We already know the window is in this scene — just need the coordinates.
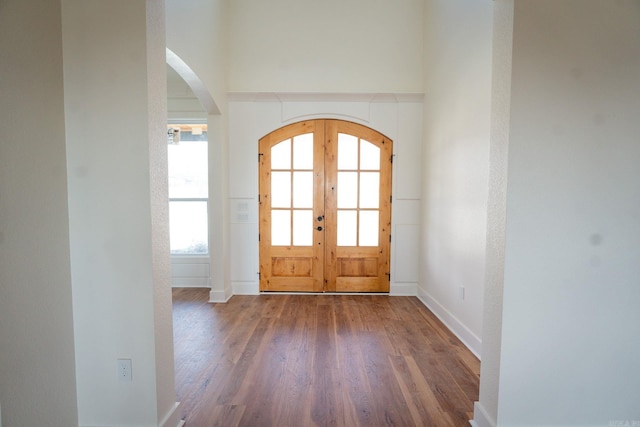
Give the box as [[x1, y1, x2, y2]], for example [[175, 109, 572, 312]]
[[269, 133, 314, 247], [167, 124, 208, 255], [335, 134, 381, 247]]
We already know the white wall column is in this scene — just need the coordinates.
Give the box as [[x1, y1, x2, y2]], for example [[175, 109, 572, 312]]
[[497, 1, 640, 424], [0, 1, 78, 425], [208, 113, 232, 302], [62, 0, 178, 425], [472, 1, 513, 426]]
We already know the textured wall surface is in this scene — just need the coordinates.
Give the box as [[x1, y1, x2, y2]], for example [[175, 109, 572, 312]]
[[474, 1, 513, 425]]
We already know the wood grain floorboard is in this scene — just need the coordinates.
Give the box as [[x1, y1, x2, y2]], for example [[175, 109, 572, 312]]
[[173, 289, 479, 427]]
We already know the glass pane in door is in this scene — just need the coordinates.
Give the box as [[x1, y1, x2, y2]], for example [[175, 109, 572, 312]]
[[337, 172, 358, 209], [271, 171, 291, 208], [359, 172, 380, 209], [293, 171, 313, 208], [272, 139, 291, 169], [272, 210, 291, 246], [337, 210, 357, 246], [293, 133, 313, 169], [293, 210, 313, 246], [359, 211, 379, 246], [338, 134, 358, 169], [360, 139, 380, 170]]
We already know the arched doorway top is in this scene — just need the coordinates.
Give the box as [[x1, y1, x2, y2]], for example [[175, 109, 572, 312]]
[[260, 119, 392, 143], [166, 48, 219, 115]]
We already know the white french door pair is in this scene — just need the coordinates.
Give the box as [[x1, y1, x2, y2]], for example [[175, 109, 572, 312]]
[[259, 120, 392, 292]]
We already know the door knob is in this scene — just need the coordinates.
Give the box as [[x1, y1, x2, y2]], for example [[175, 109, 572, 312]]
[[317, 215, 324, 221], [316, 226, 323, 231]]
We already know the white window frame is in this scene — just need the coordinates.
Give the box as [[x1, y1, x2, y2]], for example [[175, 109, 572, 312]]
[[168, 120, 209, 257]]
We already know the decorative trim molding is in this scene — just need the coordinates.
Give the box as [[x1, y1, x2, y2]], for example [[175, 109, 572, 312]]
[[390, 282, 418, 296], [171, 278, 209, 288], [228, 283, 418, 297], [159, 401, 183, 427], [232, 282, 260, 295], [227, 92, 424, 104], [281, 107, 371, 126], [170, 257, 211, 288], [470, 402, 497, 427], [209, 289, 232, 303], [417, 287, 482, 359]]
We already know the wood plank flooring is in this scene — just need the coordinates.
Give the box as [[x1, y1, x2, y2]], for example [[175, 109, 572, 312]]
[[172, 288, 480, 427]]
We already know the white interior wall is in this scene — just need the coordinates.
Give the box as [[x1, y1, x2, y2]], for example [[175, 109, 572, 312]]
[[167, 65, 207, 121], [166, 0, 228, 115], [498, 1, 640, 424], [420, 0, 493, 357], [0, 2, 79, 425], [62, 1, 177, 425], [228, 0, 423, 93]]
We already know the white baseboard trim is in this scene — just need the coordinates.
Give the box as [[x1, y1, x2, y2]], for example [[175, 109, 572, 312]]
[[232, 282, 260, 295], [209, 288, 232, 303], [227, 282, 417, 297], [417, 287, 482, 359], [159, 401, 183, 427], [470, 402, 496, 427], [171, 278, 209, 288], [390, 282, 417, 296]]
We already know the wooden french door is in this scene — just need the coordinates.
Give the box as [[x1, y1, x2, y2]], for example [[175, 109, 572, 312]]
[[259, 120, 392, 292]]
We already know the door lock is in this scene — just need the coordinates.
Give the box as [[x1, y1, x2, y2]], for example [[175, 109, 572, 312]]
[[317, 215, 324, 221], [316, 226, 323, 231]]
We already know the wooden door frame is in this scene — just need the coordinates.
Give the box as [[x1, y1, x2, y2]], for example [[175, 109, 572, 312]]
[[323, 120, 393, 292], [258, 120, 325, 292]]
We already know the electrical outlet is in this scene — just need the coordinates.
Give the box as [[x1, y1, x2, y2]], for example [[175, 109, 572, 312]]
[[118, 359, 132, 382]]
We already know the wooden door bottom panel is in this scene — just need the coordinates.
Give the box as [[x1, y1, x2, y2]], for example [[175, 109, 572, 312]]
[[270, 246, 315, 257], [261, 277, 322, 292], [335, 277, 389, 293], [333, 247, 380, 257], [337, 257, 378, 277], [271, 257, 314, 277]]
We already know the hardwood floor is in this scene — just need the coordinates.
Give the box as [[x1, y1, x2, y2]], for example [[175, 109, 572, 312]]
[[172, 288, 480, 427]]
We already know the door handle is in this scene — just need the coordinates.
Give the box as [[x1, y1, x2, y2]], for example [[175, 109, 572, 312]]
[[316, 226, 323, 231]]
